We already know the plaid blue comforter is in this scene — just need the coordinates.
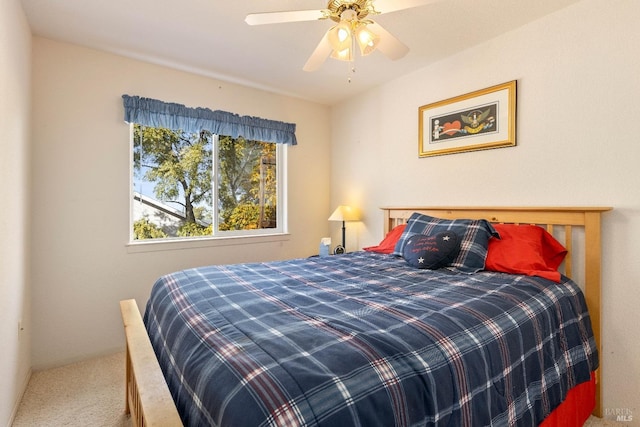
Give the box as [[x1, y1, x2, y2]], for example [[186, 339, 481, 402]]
[[144, 251, 598, 427]]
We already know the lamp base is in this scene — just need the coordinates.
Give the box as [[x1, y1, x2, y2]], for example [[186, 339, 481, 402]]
[[333, 245, 345, 255]]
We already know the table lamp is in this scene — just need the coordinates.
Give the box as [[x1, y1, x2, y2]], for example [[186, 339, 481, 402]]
[[328, 205, 360, 254]]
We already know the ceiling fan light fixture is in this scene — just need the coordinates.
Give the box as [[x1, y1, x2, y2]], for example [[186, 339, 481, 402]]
[[355, 24, 379, 56], [246, 0, 423, 72], [330, 46, 353, 62], [328, 21, 353, 51]]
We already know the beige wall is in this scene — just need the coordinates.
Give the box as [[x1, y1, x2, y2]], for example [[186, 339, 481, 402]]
[[0, 0, 32, 424], [330, 0, 639, 422], [29, 38, 331, 369], [17, 0, 640, 424]]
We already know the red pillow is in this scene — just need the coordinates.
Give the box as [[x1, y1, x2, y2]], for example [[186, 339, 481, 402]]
[[364, 224, 406, 254], [485, 224, 568, 282]]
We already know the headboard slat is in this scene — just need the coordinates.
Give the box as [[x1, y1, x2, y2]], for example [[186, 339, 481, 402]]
[[564, 225, 573, 278]]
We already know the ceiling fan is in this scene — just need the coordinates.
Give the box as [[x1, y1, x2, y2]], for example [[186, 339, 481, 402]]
[[245, 0, 441, 72]]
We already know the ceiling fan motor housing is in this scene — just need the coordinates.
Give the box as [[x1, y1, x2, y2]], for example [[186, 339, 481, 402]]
[[327, 0, 374, 22]]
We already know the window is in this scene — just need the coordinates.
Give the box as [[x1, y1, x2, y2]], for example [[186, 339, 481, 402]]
[[131, 124, 284, 242]]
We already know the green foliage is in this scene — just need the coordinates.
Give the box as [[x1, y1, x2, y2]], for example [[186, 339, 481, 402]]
[[217, 137, 277, 230], [177, 222, 212, 237], [133, 218, 167, 240], [134, 125, 212, 225], [219, 204, 276, 231]]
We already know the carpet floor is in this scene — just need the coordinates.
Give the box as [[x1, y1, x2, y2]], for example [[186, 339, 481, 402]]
[[13, 352, 131, 427], [12, 352, 621, 426]]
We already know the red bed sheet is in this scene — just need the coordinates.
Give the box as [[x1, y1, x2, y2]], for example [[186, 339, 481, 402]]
[[540, 372, 596, 427]]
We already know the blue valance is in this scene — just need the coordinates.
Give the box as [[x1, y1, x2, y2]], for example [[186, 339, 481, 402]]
[[122, 95, 297, 145]]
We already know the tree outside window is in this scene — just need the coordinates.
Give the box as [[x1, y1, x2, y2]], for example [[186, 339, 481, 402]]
[[132, 124, 279, 241]]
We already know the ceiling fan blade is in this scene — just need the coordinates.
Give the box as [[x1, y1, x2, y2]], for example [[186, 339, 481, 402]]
[[373, 0, 443, 14], [303, 31, 333, 72], [367, 22, 409, 60], [245, 9, 326, 25]]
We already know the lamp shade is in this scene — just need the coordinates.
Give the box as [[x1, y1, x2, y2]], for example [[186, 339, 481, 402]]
[[355, 24, 379, 56], [328, 21, 354, 62], [328, 205, 360, 222], [328, 22, 352, 51], [330, 47, 353, 61]]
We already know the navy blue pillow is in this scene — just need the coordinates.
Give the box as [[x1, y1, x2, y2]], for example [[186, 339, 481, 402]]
[[393, 213, 499, 273], [403, 232, 460, 269]]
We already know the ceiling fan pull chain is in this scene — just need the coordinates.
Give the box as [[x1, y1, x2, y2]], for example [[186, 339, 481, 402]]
[[348, 32, 356, 83]]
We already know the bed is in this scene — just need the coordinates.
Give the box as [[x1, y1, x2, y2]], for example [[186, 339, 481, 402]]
[[120, 206, 611, 426]]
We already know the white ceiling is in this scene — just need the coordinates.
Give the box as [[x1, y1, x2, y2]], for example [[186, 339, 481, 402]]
[[20, 0, 581, 106]]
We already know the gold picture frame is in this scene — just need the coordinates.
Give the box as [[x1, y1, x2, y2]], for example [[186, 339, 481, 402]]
[[419, 80, 516, 157]]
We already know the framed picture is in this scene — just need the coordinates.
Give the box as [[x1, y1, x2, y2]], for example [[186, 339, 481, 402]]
[[419, 80, 516, 157]]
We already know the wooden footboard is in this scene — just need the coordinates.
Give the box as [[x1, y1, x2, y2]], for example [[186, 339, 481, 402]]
[[120, 299, 183, 426]]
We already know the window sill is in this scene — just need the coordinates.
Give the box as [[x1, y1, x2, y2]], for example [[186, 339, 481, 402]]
[[126, 233, 291, 254]]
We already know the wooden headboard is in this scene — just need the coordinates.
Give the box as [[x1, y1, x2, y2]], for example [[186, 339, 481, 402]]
[[381, 206, 612, 417]]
